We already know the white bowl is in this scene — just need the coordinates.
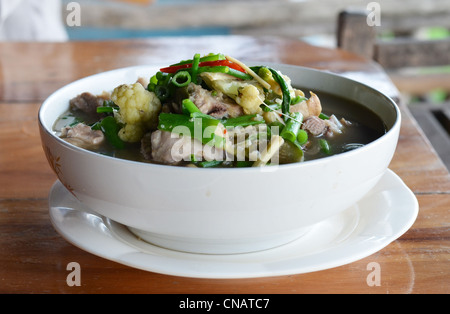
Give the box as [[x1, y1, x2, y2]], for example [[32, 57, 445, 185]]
[[39, 64, 400, 254]]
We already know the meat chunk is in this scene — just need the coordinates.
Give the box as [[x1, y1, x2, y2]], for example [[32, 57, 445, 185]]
[[302, 114, 348, 138], [60, 123, 105, 149], [290, 91, 322, 119], [69, 92, 107, 116], [324, 115, 345, 137], [149, 130, 223, 165], [302, 116, 327, 136], [186, 83, 243, 119]]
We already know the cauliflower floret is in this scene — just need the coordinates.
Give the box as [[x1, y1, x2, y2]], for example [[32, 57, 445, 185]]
[[200, 72, 264, 115], [236, 85, 264, 115], [111, 83, 161, 142]]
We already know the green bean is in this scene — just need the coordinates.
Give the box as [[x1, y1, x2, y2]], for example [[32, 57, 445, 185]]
[[172, 71, 191, 87], [319, 138, 331, 155], [296, 129, 308, 145], [280, 112, 303, 143], [267, 68, 291, 119]]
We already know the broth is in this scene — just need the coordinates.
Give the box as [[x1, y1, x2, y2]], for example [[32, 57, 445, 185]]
[[54, 90, 386, 166]]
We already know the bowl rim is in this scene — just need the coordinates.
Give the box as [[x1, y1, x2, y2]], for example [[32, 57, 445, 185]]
[[38, 63, 401, 173]]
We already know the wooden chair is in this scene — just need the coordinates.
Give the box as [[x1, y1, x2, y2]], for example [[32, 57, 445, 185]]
[[337, 10, 450, 169]]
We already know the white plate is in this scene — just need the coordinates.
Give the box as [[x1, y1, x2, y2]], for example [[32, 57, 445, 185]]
[[49, 169, 418, 279]]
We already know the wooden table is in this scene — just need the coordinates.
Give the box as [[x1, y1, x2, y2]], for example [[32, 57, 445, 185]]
[[1, 36, 449, 295]]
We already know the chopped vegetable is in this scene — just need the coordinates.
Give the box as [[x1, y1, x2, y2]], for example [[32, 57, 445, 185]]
[[319, 112, 330, 120], [172, 71, 191, 87], [222, 114, 265, 128], [181, 98, 201, 114], [291, 95, 307, 105], [319, 138, 331, 155], [267, 68, 291, 119], [59, 52, 363, 168], [280, 112, 303, 143], [253, 135, 284, 167], [111, 83, 161, 142], [160, 59, 247, 75], [296, 129, 308, 145], [190, 53, 201, 84], [91, 116, 124, 149], [168, 53, 226, 67], [157, 112, 224, 148], [225, 55, 271, 90]]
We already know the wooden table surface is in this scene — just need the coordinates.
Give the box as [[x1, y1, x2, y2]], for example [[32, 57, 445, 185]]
[[1, 35, 449, 295]]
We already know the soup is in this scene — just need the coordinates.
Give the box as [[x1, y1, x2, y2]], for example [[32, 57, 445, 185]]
[[53, 53, 386, 167]]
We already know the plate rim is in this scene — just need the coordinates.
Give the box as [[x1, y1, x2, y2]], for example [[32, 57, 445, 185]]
[[48, 169, 418, 279]]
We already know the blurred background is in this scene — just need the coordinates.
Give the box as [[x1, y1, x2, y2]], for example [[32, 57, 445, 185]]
[[65, 0, 450, 169], [1, 0, 449, 167]]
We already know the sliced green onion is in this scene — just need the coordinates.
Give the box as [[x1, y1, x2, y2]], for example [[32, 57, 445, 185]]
[[172, 71, 191, 87], [96, 106, 115, 113], [96, 100, 119, 114], [319, 112, 330, 120], [191, 53, 201, 84], [280, 112, 303, 143], [182, 98, 201, 114], [154, 85, 170, 101], [170, 53, 225, 66]]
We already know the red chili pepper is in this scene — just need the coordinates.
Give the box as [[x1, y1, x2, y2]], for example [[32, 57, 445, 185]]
[[160, 60, 246, 73]]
